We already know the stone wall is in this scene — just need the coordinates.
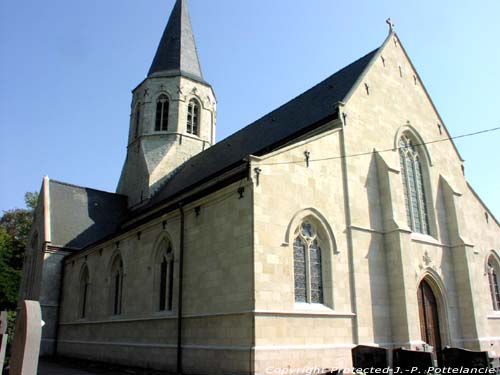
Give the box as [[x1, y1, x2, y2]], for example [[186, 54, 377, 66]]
[[250, 33, 500, 372], [117, 75, 216, 207], [58, 181, 254, 374], [52, 33, 500, 374]]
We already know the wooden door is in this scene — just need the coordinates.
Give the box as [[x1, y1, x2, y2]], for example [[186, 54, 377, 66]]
[[418, 280, 442, 363]]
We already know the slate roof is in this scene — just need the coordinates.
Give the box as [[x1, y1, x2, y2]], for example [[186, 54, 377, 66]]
[[52, 45, 380, 251], [148, 0, 204, 82], [145, 48, 379, 209], [49, 180, 128, 249]]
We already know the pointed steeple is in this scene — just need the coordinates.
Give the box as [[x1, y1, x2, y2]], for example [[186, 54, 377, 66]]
[[148, 0, 204, 81]]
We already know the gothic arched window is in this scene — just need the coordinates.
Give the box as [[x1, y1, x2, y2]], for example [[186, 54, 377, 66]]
[[488, 257, 500, 311], [293, 221, 324, 304], [155, 94, 169, 131], [155, 238, 174, 312], [399, 134, 430, 234], [80, 265, 90, 319], [110, 255, 124, 315], [187, 99, 200, 135]]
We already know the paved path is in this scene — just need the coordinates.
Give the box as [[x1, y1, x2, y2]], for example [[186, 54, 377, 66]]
[[37, 358, 172, 375], [38, 359, 100, 374]]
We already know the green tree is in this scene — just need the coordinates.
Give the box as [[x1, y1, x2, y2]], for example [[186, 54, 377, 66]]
[[0, 192, 39, 310]]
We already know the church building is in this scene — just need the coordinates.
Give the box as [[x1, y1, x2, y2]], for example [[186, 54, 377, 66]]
[[19, 0, 500, 373]]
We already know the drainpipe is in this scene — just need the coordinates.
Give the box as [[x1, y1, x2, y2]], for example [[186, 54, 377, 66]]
[[176, 203, 185, 374], [339, 105, 359, 345], [54, 258, 66, 356]]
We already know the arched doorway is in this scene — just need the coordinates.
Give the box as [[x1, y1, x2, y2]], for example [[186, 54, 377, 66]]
[[417, 279, 442, 364]]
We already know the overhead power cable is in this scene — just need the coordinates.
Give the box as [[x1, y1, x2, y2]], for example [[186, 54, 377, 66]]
[[257, 126, 500, 166]]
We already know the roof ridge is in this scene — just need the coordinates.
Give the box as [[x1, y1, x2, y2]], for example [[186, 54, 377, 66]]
[[136, 45, 380, 211], [215, 47, 380, 146], [342, 32, 394, 103], [50, 179, 126, 197]]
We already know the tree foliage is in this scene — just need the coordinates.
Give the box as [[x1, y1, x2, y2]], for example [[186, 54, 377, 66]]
[[0, 192, 39, 311]]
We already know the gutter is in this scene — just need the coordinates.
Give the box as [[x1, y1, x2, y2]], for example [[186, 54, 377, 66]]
[[54, 261, 66, 355], [63, 108, 337, 262], [176, 203, 185, 374], [64, 166, 247, 262]]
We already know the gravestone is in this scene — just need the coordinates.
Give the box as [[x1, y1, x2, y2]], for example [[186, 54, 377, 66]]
[[321, 370, 343, 375], [352, 345, 389, 371], [0, 311, 8, 372], [393, 348, 433, 374], [441, 347, 490, 369], [9, 301, 42, 375]]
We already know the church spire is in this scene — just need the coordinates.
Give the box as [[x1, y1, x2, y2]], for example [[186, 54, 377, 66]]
[[148, 0, 204, 81]]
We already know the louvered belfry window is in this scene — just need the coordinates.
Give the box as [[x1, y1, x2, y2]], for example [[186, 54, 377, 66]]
[[293, 221, 324, 304], [187, 99, 199, 135], [399, 134, 430, 234], [155, 94, 169, 131]]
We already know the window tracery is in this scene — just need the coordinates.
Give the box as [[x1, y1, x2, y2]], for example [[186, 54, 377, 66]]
[[399, 134, 430, 234], [294, 221, 323, 304]]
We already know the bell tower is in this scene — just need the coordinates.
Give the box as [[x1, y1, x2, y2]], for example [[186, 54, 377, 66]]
[[117, 0, 216, 208]]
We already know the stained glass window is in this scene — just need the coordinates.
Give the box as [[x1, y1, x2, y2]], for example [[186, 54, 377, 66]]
[[167, 252, 174, 310], [399, 134, 430, 234], [159, 257, 168, 311], [488, 261, 500, 311], [301, 222, 314, 238], [155, 94, 169, 131], [293, 221, 324, 304], [309, 240, 323, 304], [293, 238, 307, 303]]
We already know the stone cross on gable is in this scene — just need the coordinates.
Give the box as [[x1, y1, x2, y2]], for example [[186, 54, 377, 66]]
[[386, 18, 395, 33]]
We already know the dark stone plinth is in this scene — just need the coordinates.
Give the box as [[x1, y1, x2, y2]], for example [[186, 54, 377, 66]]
[[441, 347, 490, 369], [352, 345, 389, 371], [393, 348, 433, 374]]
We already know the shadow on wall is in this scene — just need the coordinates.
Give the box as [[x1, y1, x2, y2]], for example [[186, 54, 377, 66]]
[[365, 153, 393, 343]]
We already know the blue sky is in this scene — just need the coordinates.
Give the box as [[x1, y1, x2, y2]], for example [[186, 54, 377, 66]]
[[1, 0, 499, 218]]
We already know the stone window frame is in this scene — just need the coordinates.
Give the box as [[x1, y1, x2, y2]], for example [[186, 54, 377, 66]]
[[152, 235, 175, 313], [187, 98, 200, 136], [293, 220, 324, 304], [154, 93, 170, 132], [285, 209, 337, 310], [395, 127, 436, 237], [487, 252, 500, 311], [79, 263, 90, 319]]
